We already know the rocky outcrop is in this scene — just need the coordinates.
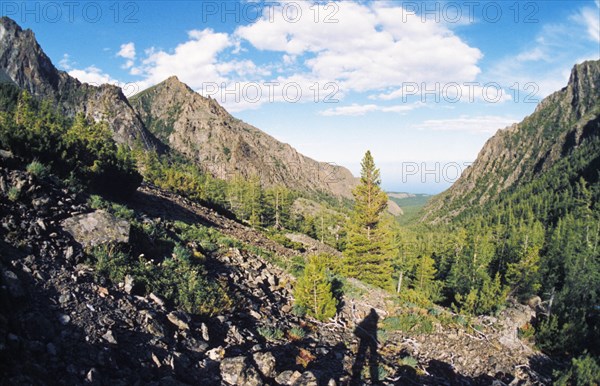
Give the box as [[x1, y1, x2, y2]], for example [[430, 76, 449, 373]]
[[61, 210, 130, 248], [0, 17, 162, 150], [129, 77, 358, 198], [220, 357, 263, 386], [386, 200, 403, 216], [423, 60, 600, 222]]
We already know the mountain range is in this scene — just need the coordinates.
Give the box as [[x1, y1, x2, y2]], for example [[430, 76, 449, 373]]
[[0, 16, 357, 199]]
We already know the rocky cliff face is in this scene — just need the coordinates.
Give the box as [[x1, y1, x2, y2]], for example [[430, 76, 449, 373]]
[[423, 60, 600, 222], [130, 77, 358, 198], [0, 17, 161, 150]]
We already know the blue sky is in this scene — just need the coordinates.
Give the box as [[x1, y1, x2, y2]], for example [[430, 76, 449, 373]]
[[4, 1, 599, 193]]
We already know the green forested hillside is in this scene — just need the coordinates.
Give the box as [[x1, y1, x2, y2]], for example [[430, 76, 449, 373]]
[[387, 193, 431, 225]]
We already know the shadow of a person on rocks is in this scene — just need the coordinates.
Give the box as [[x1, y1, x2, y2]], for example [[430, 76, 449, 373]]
[[351, 308, 380, 385]]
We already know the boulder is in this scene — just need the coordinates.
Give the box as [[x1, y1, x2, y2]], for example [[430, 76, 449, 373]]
[[61, 210, 130, 248], [2, 269, 24, 298], [166, 311, 190, 331], [220, 356, 263, 386], [275, 371, 302, 385], [295, 371, 318, 386], [252, 351, 276, 378]]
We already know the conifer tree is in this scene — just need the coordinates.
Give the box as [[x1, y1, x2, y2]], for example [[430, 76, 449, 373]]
[[414, 254, 438, 300], [294, 255, 337, 321], [343, 151, 394, 288]]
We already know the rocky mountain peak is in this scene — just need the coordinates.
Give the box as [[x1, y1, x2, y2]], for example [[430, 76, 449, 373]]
[[130, 78, 358, 198], [0, 17, 162, 151], [423, 59, 600, 222], [0, 17, 60, 97]]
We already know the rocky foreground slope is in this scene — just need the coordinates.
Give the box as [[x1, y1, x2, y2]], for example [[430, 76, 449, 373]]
[[0, 153, 554, 385]]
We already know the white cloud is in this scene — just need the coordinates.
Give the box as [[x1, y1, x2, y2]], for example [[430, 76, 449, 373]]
[[235, 2, 482, 94], [132, 29, 234, 90], [320, 104, 379, 116], [375, 83, 512, 103], [488, 4, 600, 101], [577, 2, 600, 42], [320, 102, 423, 116], [515, 47, 547, 62], [58, 54, 72, 70], [68, 65, 119, 86], [413, 115, 518, 134], [117, 42, 136, 60], [119, 2, 482, 112]]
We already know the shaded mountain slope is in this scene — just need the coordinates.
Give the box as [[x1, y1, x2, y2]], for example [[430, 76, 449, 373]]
[[423, 60, 600, 222]]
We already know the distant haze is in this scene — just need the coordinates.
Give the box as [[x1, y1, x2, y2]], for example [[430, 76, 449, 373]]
[[345, 161, 470, 195]]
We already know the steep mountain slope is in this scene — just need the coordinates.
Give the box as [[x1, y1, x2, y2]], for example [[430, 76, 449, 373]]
[[423, 60, 600, 222], [0, 17, 161, 150], [129, 77, 358, 198]]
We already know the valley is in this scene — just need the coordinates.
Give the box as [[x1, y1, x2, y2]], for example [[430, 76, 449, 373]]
[[0, 8, 599, 386]]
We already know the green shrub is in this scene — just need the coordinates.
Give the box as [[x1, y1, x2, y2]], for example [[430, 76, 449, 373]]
[[7, 186, 20, 202], [257, 326, 284, 341], [0, 93, 141, 198], [92, 245, 130, 283], [269, 233, 305, 251], [398, 288, 432, 308], [292, 303, 307, 317], [88, 194, 106, 210], [400, 356, 419, 369], [90, 232, 232, 317], [88, 195, 135, 220], [382, 313, 435, 335], [288, 326, 306, 341], [518, 323, 536, 341], [554, 353, 600, 386], [289, 255, 306, 277], [26, 160, 50, 179]]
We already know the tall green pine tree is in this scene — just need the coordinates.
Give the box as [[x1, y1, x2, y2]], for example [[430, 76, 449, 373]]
[[343, 151, 394, 289]]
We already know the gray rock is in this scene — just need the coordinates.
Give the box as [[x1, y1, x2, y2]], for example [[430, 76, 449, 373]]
[[124, 274, 134, 294], [85, 367, 101, 385], [295, 371, 318, 386], [166, 311, 189, 330], [59, 292, 71, 304], [146, 319, 165, 339], [0, 149, 13, 160], [220, 356, 263, 386], [207, 346, 225, 361], [58, 314, 71, 325], [61, 210, 130, 248], [201, 322, 210, 341], [2, 269, 24, 298], [184, 337, 209, 354], [252, 351, 276, 378], [102, 330, 117, 345], [275, 370, 302, 385], [149, 292, 165, 307]]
